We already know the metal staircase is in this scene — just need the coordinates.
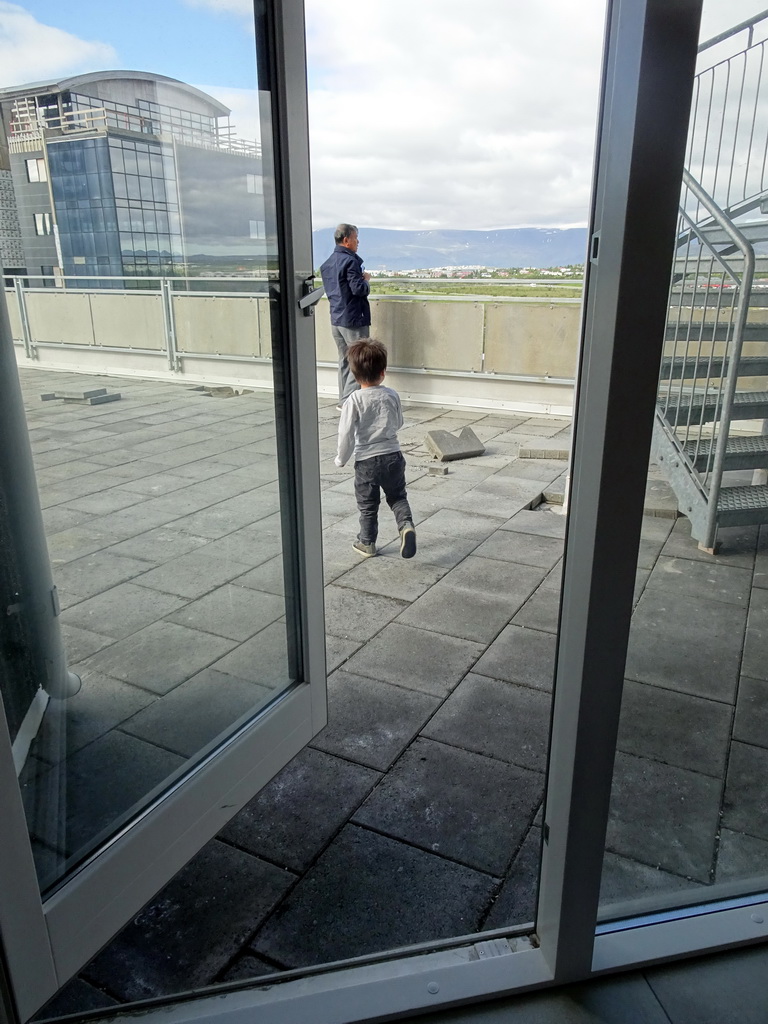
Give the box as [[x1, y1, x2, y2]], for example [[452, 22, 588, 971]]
[[652, 12, 768, 551]]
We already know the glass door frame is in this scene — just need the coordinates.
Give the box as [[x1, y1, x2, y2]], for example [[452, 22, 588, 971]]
[[0, 0, 326, 1019], [3, 0, 768, 1022]]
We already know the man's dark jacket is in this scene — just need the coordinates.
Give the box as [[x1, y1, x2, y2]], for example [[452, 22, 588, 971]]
[[320, 244, 371, 329]]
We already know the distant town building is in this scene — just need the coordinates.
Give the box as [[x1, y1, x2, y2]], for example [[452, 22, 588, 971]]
[[0, 71, 265, 284]]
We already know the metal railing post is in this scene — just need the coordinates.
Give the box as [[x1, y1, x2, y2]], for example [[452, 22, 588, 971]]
[[13, 278, 34, 360], [161, 278, 181, 373]]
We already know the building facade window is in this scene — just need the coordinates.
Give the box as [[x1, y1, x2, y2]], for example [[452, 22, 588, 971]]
[[33, 212, 52, 235], [25, 158, 47, 183], [246, 173, 262, 194], [249, 219, 265, 239]]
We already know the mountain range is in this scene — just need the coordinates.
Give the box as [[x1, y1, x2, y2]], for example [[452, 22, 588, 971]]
[[312, 227, 589, 271]]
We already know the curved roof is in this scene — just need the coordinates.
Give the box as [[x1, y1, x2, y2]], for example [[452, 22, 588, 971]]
[[0, 70, 230, 117]]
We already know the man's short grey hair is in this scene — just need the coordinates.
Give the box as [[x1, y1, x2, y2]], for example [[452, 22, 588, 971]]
[[335, 223, 358, 244]]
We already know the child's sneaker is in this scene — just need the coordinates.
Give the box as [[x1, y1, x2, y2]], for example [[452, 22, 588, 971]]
[[352, 540, 376, 557], [399, 523, 417, 559]]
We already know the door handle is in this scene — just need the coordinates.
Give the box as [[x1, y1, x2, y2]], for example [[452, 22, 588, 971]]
[[298, 278, 325, 316]]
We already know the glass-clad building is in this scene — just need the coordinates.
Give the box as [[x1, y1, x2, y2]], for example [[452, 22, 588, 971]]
[[0, 71, 264, 285]]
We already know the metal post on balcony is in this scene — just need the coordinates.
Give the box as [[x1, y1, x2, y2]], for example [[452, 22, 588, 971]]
[[161, 277, 181, 373], [13, 279, 34, 361]]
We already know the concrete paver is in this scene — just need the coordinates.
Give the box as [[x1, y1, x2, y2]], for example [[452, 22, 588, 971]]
[[11, 365, 767, 1012]]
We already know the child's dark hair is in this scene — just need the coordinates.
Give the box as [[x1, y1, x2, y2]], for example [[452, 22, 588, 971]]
[[347, 338, 387, 384]]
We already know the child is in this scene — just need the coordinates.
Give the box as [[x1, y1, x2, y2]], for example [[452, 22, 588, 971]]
[[334, 339, 416, 559]]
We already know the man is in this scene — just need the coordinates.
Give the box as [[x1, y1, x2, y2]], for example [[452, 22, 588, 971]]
[[320, 223, 371, 409]]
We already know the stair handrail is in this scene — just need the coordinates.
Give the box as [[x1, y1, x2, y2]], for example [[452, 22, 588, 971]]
[[679, 169, 755, 547], [689, 10, 768, 221], [698, 9, 768, 55]]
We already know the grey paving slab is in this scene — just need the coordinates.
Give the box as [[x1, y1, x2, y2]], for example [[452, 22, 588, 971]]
[[62, 581, 187, 639], [473, 623, 557, 691], [626, 589, 746, 702], [84, 840, 293, 1001], [662, 516, 758, 569], [25, 730, 184, 856], [742, 588, 768, 681], [423, 673, 551, 773], [110, 471, 194, 497], [220, 747, 380, 871], [323, 584, 408, 642], [232, 554, 286, 596], [251, 825, 497, 969], [354, 737, 542, 875], [52, 549, 155, 600], [617, 679, 732, 777], [198, 513, 284, 568], [397, 557, 545, 644], [218, 954, 277, 983], [166, 583, 284, 642], [80, 620, 238, 695], [483, 827, 541, 930], [500, 508, 567, 538], [440, 482, 543, 520], [646, 555, 753, 607], [61, 623, 115, 662], [121, 668, 272, 757], [599, 851, 702, 907], [311, 669, 441, 770], [472, 529, 563, 569], [723, 741, 768, 840], [32, 669, 154, 759], [342, 622, 484, 697], [402, 508, 501, 568], [134, 548, 255, 600], [647, 945, 768, 1024], [606, 751, 723, 881], [35, 459, 106, 485], [41, 504, 95, 534], [35, 978, 119, 1020], [47, 523, 119, 564], [324, 634, 362, 672], [104, 526, 211, 563], [333, 553, 449, 602], [208, 621, 291, 687], [495, 458, 567, 483], [512, 585, 561, 633], [63, 488, 148, 516], [734, 676, 768, 749], [715, 828, 768, 883]]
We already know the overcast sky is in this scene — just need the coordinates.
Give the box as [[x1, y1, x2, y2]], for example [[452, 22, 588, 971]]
[[1, 1, 765, 230]]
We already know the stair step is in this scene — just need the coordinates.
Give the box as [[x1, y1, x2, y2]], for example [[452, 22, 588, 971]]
[[661, 391, 768, 423], [682, 434, 768, 470], [717, 484, 768, 526], [660, 355, 768, 379]]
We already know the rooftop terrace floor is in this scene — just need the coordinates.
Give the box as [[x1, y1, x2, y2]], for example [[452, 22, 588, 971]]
[[11, 366, 768, 1019]]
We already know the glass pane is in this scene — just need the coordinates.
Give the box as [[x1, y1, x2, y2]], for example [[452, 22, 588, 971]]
[[600, 2, 768, 918], [1, 4, 290, 898]]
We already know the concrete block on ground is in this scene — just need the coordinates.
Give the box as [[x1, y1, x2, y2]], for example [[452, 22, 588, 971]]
[[62, 392, 121, 405], [424, 426, 485, 461], [519, 437, 570, 460], [41, 388, 107, 401], [428, 464, 449, 475]]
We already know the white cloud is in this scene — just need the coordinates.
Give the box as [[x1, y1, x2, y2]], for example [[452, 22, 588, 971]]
[[0, 2, 116, 87], [303, 1, 768, 231], [304, 0, 606, 230]]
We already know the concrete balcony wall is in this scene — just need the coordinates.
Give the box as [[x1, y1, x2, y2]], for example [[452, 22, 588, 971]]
[[5, 286, 580, 414]]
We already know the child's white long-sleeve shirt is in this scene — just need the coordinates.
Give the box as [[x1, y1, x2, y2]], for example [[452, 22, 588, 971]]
[[334, 385, 404, 467]]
